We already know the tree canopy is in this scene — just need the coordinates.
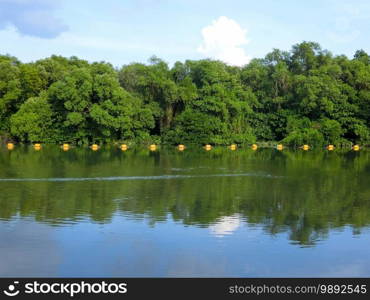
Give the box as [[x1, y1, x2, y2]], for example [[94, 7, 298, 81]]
[[1, 42, 369, 146]]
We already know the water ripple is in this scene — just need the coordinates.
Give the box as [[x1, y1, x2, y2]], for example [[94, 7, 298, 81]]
[[0, 173, 282, 182]]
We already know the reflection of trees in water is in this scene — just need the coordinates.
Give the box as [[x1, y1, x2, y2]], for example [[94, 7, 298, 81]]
[[0, 147, 369, 246]]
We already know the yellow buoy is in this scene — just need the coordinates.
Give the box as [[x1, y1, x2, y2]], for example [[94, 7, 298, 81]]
[[7, 143, 14, 150], [251, 144, 258, 151], [34, 143, 42, 150], [149, 144, 157, 151], [62, 144, 70, 151], [120, 144, 128, 151], [352, 145, 360, 151], [204, 144, 212, 151], [276, 144, 284, 151], [177, 144, 185, 151], [91, 144, 99, 151], [327, 145, 335, 151], [229, 144, 237, 151], [302, 144, 310, 151]]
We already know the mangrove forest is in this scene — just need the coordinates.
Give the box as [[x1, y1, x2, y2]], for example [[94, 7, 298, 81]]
[[1, 41, 369, 146]]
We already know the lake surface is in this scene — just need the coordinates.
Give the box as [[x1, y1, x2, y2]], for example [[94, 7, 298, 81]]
[[0, 146, 369, 277]]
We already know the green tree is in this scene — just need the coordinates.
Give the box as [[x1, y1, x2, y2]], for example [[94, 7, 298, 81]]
[[0, 42, 369, 146], [0, 55, 22, 132], [10, 93, 53, 142]]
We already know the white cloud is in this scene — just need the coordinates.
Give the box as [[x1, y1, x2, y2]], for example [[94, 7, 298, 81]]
[[197, 16, 251, 66], [0, 0, 68, 38]]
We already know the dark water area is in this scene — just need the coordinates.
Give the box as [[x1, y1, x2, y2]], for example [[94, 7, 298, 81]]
[[0, 146, 369, 277]]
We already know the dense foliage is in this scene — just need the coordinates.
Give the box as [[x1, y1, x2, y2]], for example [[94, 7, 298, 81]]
[[1, 42, 369, 146]]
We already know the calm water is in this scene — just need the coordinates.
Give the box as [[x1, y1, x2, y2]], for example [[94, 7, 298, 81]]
[[0, 146, 369, 277]]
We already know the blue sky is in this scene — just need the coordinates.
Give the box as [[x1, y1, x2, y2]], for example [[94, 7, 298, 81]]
[[1, 0, 370, 67]]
